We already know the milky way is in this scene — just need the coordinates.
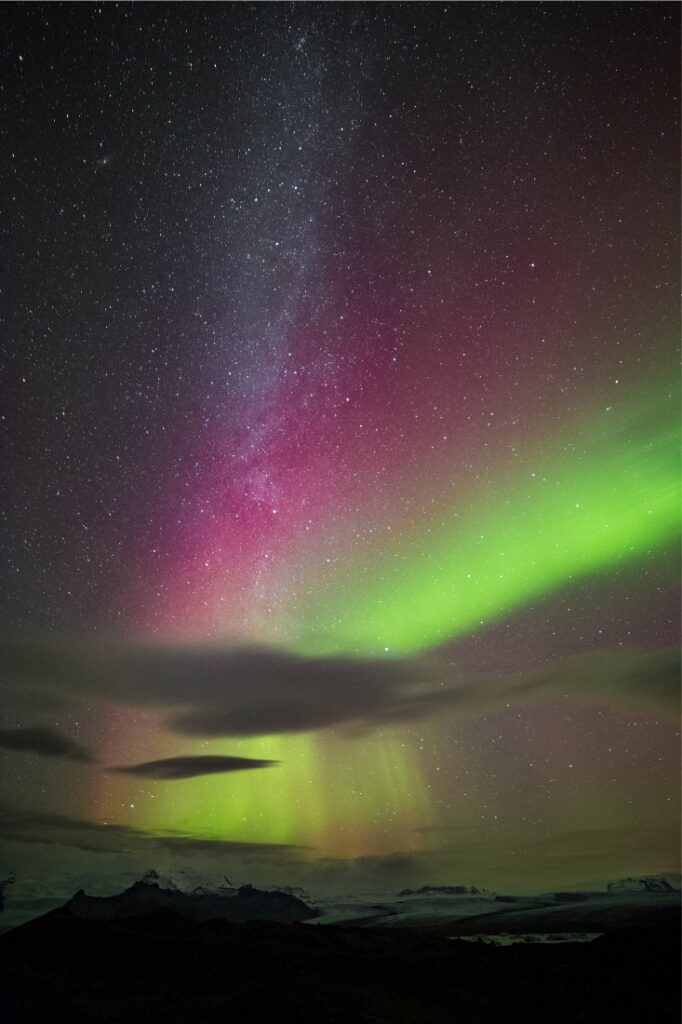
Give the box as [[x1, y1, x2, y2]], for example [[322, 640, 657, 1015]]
[[3, 4, 679, 890]]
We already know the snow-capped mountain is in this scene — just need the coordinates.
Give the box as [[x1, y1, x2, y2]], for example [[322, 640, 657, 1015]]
[[65, 876, 318, 923], [607, 876, 677, 894]]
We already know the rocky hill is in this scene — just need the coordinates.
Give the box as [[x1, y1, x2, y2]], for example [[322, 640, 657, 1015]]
[[65, 876, 318, 924], [1, 904, 679, 1023], [607, 876, 676, 894]]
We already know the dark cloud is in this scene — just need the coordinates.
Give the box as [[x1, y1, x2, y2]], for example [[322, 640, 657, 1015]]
[[0, 805, 307, 859], [0, 633, 457, 737], [304, 851, 433, 891], [0, 632, 677, 742], [109, 755, 279, 779], [0, 806, 154, 855], [0, 726, 94, 763], [506, 646, 681, 707]]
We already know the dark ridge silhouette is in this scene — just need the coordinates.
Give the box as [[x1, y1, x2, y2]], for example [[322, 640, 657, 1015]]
[[1, 905, 679, 1023], [397, 885, 484, 897], [0, 876, 15, 913], [64, 879, 318, 924]]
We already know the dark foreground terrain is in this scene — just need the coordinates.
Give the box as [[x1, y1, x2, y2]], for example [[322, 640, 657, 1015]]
[[1, 907, 680, 1024]]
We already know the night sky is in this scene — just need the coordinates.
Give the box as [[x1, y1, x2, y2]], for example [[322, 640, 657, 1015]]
[[2, 3, 680, 893]]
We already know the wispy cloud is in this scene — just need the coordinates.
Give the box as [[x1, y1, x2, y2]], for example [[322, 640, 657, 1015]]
[[1, 632, 677, 742], [0, 804, 308, 859], [0, 726, 94, 763], [109, 754, 279, 779]]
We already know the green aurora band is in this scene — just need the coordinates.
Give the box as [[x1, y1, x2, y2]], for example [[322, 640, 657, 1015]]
[[292, 376, 680, 657], [124, 729, 432, 853], [124, 375, 679, 854]]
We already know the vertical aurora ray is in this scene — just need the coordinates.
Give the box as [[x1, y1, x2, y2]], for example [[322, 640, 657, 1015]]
[[138, 734, 320, 846], [126, 732, 432, 855], [3, 2, 679, 895], [120, 371, 678, 855]]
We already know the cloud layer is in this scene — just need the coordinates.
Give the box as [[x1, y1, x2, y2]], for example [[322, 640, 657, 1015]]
[[0, 727, 94, 763], [109, 755, 279, 779], [0, 804, 307, 860], [1, 634, 458, 737], [1, 633, 678, 743]]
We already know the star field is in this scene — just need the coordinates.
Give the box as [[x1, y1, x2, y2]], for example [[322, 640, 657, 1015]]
[[1, 3, 679, 892]]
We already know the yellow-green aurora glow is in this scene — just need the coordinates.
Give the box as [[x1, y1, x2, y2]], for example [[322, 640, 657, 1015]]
[[135, 731, 432, 855], [116, 374, 678, 858], [9, 6, 680, 894], [290, 377, 679, 657]]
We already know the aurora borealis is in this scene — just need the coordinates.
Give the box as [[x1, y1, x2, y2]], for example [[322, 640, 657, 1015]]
[[291, 375, 680, 656], [2, 3, 680, 894]]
